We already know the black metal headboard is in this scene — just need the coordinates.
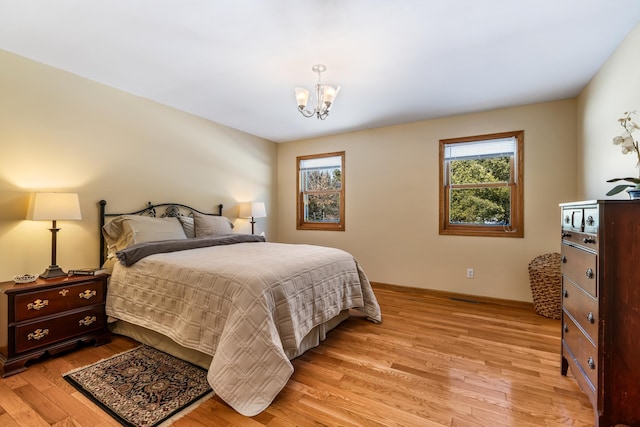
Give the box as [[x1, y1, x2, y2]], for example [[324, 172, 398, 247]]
[[98, 200, 223, 266]]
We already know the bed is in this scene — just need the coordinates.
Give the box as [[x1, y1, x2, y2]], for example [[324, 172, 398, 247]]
[[98, 200, 382, 416]]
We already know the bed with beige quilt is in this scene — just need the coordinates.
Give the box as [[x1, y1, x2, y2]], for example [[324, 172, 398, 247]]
[[99, 201, 382, 416]]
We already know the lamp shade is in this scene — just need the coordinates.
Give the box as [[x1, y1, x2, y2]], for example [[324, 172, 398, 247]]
[[239, 202, 266, 219], [322, 85, 339, 104], [28, 192, 82, 221], [295, 87, 309, 108]]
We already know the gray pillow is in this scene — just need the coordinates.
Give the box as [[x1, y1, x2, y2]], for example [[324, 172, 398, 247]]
[[178, 216, 196, 238], [193, 211, 234, 237]]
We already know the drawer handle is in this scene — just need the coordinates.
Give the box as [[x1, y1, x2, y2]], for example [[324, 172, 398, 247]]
[[79, 316, 97, 327], [563, 323, 569, 333], [583, 237, 596, 244], [586, 312, 595, 324], [563, 289, 569, 298], [561, 232, 571, 238], [27, 328, 49, 341], [586, 216, 595, 226], [59, 289, 69, 297], [27, 299, 49, 311], [585, 268, 594, 279], [587, 357, 596, 370], [561, 255, 567, 263], [79, 290, 97, 300]]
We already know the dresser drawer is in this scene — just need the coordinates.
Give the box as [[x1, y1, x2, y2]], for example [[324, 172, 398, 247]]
[[563, 311, 597, 391], [562, 278, 598, 345], [14, 280, 105, 322], [15, 306, 106, 353], [561, 244, 597, 298], [562, 340, 596, 406], [561, 231, 598, 251], [582, 207, 599, 234], [562, 208, 583, 233]]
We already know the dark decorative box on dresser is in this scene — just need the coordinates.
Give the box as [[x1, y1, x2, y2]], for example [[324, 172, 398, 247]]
[[0, 274, 111, 377], [560, 200, 640, 427]]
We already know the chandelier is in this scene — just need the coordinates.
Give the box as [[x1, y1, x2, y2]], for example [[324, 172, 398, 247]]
[[295, 64, 340, 120]]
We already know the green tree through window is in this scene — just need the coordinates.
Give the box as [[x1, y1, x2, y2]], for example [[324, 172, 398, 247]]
[[449, 157, 510, 224]]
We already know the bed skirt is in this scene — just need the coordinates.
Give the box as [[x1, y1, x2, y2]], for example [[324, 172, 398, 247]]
[[108, 308, 351, 369]]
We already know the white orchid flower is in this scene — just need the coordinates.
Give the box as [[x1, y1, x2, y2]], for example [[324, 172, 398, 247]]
[[607, 110, 640, 196], [613, 132, 635, 147], [621, 135, 635, 148]]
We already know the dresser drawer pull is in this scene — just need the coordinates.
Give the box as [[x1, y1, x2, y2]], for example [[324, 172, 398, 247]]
[[563, 289, 569, 298], [27, 299, 49, 311], [59, 289, 69, 296], [79, 290, 97, 300], [561, 232, 571, 238], [561, 255, 567, 263], [583, 237, 596, 244], [563, 323, 569, 333], [27, 328, 49, 341], [586, 312, 595, 324], [587, 357, 596, 370], [585, 268, 594, 279], [79, 316, 97, 327]]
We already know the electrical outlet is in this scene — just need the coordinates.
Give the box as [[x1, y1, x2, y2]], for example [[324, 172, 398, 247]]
[[466, 268, 474, 279]]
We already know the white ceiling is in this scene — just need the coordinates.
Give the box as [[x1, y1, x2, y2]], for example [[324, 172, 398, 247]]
[[1, 1, 640, 143]]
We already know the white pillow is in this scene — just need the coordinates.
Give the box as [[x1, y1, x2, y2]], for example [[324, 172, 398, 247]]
[[103, 215, 187, 258]]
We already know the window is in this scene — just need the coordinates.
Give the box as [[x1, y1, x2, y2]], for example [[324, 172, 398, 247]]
[[297, 151, 345, 231], [439, 130, 524, 237]]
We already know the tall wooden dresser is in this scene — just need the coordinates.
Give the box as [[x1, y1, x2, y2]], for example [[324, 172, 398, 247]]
[[560, 200, 640, 427]]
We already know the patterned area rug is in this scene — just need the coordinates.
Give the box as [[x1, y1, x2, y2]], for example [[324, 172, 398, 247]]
[[64, 345, 212, 427]]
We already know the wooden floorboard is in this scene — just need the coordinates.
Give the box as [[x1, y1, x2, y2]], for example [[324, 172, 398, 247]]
[[0, 284, 594, 426]]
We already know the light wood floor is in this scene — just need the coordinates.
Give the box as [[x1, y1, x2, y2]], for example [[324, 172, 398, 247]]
[[0, 284, 594, 426]]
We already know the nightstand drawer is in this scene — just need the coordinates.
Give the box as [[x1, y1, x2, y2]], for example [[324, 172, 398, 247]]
[[562, 278, 598, 345], [563, 311, 597, 390], [561, 244, 597, 298], [15, 306, 106, 353], [14, 280, 105, 322]]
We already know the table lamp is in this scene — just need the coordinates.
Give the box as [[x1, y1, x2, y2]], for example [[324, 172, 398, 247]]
[[28, 192, 82, 278], [239, 202, 266, 235]]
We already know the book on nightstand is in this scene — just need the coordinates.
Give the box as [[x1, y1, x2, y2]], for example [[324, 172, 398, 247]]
[[68, 267, 108, 276]]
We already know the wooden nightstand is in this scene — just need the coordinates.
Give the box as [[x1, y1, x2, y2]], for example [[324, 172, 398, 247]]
[[0, 274, 111, 377]]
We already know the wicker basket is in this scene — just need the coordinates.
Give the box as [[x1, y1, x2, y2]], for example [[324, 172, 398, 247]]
[[528, 253, 562, 319]]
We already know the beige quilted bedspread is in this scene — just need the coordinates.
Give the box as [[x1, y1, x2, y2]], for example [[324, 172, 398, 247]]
[[105, 242, 382, 416]]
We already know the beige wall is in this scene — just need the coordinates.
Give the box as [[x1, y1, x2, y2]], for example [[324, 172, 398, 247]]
[[278, 100, 577, 302], [0, 50, 277, 281], [577, 23, 640, 199], [10, 19, 635, 301]]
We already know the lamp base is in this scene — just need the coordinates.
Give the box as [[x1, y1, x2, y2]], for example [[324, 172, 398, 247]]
[[40, 265, 67, 279]]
